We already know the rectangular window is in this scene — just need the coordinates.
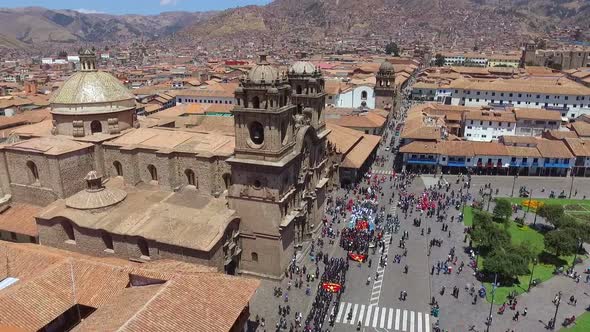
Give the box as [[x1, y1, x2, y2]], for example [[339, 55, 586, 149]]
[[499, 122, 503, 126], [467, 126, 472, 129], [466, 133, 472, 137], [482, 135, 487, 138]]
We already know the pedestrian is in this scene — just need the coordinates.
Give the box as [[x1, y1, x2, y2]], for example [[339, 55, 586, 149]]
[[522, 307, 527, 317]]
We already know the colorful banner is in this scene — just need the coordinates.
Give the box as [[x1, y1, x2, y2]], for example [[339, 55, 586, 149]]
[[322, 282, 342, 293], [348, 252, 366, 262], [355, 220, 369, 230]]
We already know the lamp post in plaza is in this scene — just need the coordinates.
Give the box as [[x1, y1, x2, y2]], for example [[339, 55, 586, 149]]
[[569, 167, 575, 199], [571, 237, 583, 270], [527, 258, 538, 292], [486, 273, 498, 332], [510, 172, 518, 197], [550, 291, 562, 330]]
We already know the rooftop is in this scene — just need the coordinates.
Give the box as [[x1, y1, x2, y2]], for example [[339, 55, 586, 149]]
[[38, 177, 237, 252], [0, 241, 259, 332]]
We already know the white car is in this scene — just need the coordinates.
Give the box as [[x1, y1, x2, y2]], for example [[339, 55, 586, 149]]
[[385, 147, 390, 151]]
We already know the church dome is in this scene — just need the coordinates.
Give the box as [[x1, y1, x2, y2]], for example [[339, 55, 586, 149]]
[[248, 54, 279, 84], [50, 71, 135, 112], [379, 60, 395, 73], [290, 61, 316, 75]]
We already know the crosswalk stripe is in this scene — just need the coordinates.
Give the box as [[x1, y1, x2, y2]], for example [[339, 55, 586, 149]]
[[358, 305, 365, 326], [387, 308, 393, 329], [418, 312, 422, 332], [344, 303, 352, 323], [350, 303, 358, 324], [335, 302, 344, 323], [335, 302, 429, 331], [372, 306, 379, 327], [402, 309, 408, 331], [365, 305, 373, 326]]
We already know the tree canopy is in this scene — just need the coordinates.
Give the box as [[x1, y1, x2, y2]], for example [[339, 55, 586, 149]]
[[493, 198, 512, 222], [385, 42, 400, 56], [537, 204, 564, 227], [483, 246, 530, 277], [544, 229, 580, 257], [434, 53, 445, 67]]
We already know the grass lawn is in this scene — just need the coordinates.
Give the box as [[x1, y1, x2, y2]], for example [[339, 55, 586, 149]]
[[567, 311, 590, 331], [463, 206, 474, 226], [480, 220, 577, 304], [504, 198, 590, 223]]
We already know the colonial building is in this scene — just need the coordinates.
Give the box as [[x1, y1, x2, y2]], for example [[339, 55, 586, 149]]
[[0, 50, 334, 279], [228, 55, 331, 277], [374, 60, 396, 111]]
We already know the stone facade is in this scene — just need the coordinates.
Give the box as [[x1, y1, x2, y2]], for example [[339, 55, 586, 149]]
[[375, 60, 397, 111], [228, 57, 330, 278], [523, 43, 590, 70]]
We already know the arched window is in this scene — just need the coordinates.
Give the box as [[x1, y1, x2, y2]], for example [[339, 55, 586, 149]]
[[296, 85, 302, 94], [222, 173, 232, 190], [113, 161, 123, 177], [147, 165, 158, 182], [101, 231, 114, 251], [138, 238, 149, 257], [185, 169, 196, 187], [251, 252, 258, 262], [248, 122, 264, 145], [252, 96, 260, 109], [361, 90, 368, 100], [26, 161, 39, 184], [90, 120, 102, 134], [62, 221, 75, 242]]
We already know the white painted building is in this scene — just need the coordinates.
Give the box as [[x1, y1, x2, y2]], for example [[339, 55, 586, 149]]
[[463, 110, 517, 141], [448, 79, 590, 119], [333, 85, 376, 109]]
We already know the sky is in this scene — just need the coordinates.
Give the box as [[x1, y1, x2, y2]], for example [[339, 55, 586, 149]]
[[0, 0, 272, 15]]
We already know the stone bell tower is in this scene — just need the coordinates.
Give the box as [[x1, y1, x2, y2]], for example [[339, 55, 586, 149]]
[[288, 54, 328, 133], [79, 49, 97, 72], [228, 54, 299, 278], [375, 59, 396, 111]]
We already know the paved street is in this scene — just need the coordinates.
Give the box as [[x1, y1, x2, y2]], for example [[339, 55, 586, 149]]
[[248, 85, 590, 332]]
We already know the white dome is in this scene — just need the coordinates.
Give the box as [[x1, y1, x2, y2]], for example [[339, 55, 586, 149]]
[[290, 61, 316, 75]]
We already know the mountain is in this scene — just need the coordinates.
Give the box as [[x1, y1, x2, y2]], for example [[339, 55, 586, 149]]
[[179, 0, 590, 46], [0, 7, 215, 45]]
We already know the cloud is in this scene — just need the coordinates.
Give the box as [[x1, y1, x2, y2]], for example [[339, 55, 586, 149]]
[[160, 0, 178, 5], [76, 8, 104, 14]]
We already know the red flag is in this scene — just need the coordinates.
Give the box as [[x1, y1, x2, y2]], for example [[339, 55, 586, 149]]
[[322, 282, 342, 293], [348, 252, 366, 262]]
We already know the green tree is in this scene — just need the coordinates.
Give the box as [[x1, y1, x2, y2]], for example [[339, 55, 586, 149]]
[[385, 42, 400, 56], [493, 198, 512, 222], [537, 204, 564, 228], [544, 229, 579, 257], [471, 211, 511, 252], [483, 246, 530, 278], [434, 53, 445, 67]]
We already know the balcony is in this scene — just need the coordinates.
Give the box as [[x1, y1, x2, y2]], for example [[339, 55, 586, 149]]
[[408, 158, 437, 165], [447, 161, 466, 167], [543, 162, 570, 169]]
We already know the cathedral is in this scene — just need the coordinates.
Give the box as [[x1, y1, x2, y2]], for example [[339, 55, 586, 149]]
[[0, 50, 333, 279]]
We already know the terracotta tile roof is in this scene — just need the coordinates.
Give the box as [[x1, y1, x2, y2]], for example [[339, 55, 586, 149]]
[[441, 141, 475, 157], [544, 130, 578, 140], [341, 134, 381, 169], [500, 135, 540, 146], [505, 146, 541, 157], [570, 121, 590, 137], [0, 242, 259, 332], [513, 109, 562, 122], [449, 77, 590, 96], [399, 141, 440, 155], [535, 139, 574, 158], [564, 138, 590, 157], [0, 203, 40, 237], [326, 123, 363, 155], [327, 112, 386, 129], [469, 141, 510, 156]]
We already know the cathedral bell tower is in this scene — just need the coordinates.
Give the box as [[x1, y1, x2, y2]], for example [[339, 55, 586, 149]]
[[228, 54, 299, 278], [287, 55, 328, 134], [374, 60, 396, 111]]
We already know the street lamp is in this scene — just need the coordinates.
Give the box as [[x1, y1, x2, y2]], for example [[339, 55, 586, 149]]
[[569, 168, 575, 199], [571, 237, 583, 270], [550, 291, 562, 330], [486, 273, 498, 332], [511, 173, 518, 197], [524, 189, 534, 219], [528, 258, 538, 292]]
